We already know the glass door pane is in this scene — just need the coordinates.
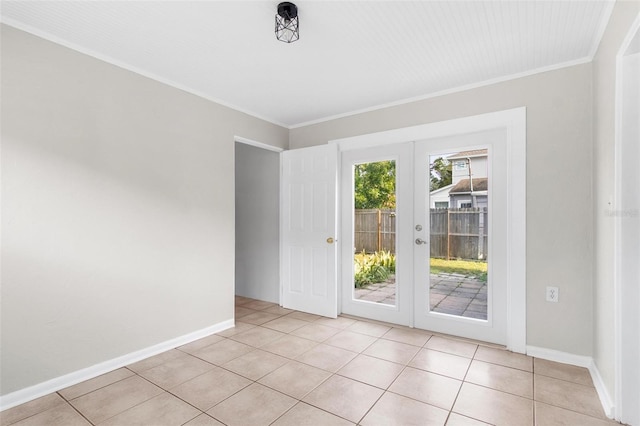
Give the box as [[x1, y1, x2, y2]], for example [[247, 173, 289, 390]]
[[428, 150, 488, 320], [352, 160, 397, 306]]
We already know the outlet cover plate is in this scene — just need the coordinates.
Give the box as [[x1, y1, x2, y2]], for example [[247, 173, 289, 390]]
[[546, 286, 559, 302]]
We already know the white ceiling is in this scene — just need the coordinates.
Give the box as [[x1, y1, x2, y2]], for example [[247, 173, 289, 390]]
[[1, 1, 614, 128]]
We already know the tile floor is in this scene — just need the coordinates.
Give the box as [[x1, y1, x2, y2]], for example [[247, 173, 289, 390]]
[[1, 297, 621, 426]]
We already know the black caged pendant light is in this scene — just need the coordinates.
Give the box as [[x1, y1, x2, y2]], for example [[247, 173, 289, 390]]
[[275, 2, 299, 43]]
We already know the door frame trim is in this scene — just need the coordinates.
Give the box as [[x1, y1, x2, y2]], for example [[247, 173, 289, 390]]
[[614, 12, 640, 424], [330, 107, 527, 353]]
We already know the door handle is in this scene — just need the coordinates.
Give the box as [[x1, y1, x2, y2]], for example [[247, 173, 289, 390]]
[[415, 238, 427, 245], [326, 237, 335, 244]]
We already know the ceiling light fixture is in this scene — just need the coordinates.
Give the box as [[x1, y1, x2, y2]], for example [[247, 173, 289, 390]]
[[275, 2, 299, 43]]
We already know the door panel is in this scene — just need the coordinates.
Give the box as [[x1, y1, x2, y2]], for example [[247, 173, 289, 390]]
[[340, 143, 413, 325], [281, 145, 337, 317], [414, 130, 507, 345]]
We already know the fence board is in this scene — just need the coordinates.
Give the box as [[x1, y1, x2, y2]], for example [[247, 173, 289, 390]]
[[354, 208, 487, 260]]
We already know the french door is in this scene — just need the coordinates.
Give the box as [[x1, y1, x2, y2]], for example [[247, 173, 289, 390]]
[[340, 129, 508, 345]]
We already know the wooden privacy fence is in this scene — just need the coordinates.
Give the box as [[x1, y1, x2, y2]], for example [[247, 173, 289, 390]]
[[354, 208, 488, 261]]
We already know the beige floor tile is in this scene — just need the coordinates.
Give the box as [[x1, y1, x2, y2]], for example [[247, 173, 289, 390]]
[[337, 354, 404, 389], [229, 326, 286, 348], [223, 349, 289, 380], [1, 393, 66, 426], [291, 323, 341, 342], [240, 311, 282, 325], [363, 339, 421, 365], [271, 402, 354, 426], [99, 392, 200, 426], [409, 348, 471, 380], [207, 383, 296, 426], [425, 336, 478, 358], [303, 375, 384, 423], [235, 307, 257, 318], [296, 343, 358, 372], [325, 330, 377, 353], [215, 321, 256, 337], [534, 358, 593, 386], [263, 306, 295, 316], [465, 360, 533, 398], [137, 353, 215, 389], [262, 316, 309, 333], [453, 382, 533, 426], [389, 367, 461, 410], [534, 401, 618, 426], [234, 296, 254, 305], [534, 375, 606, 419], [347, 321, 392, 337], [183, 414, 225, 426], [446, 413, 491, 425], [259, 361, 332, 399], [286, 311, 322, 322], [127, 349, 186, 373], [8, 403, 90, 426], [361, 391, 449, 426], [177, 334, 226, 354], [59, 368, 134, 401], [69, 375, 163, 424], [193, 339, 253, 365], [260, 334, 318, 358], [314, 317, 358, 329], [474, 346, 533, 372], [381, 327, 432, 347], [241, 300, 278, 311], [170, 367, 251, 411]]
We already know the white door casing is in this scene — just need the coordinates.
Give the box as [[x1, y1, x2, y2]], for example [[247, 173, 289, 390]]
[[332, 108, 526, 352], [280, 144, 338, 318]]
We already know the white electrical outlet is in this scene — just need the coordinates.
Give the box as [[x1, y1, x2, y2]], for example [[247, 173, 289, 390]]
[[546, 286, 559, 302]]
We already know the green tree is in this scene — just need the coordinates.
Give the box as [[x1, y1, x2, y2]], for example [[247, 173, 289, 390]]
[[354, 161, 396, 209], [430, 157, 452, 190]]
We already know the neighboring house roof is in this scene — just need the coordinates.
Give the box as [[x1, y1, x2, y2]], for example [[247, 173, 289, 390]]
[[429, 183, 455, 195], [447, 149, 488, 160], [450, 178, 488, 193]]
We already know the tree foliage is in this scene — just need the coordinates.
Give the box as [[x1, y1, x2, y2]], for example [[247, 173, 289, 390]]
[[354, 161, 396, 209], [430, 157, 452, 191]]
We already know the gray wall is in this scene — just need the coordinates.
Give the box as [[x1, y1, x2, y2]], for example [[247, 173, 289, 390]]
[[592, 0, 640, 400], [235, 143, 280, 303], [0, 25, 288, 395], [291, 64, 594, 357]]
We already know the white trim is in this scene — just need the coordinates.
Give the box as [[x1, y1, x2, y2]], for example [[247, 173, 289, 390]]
[[331, 108, 526, 353], [235, 136, 285, 153], [0, 19, 289, 129], [0, 319, 234, 411], [291, 59, 589, 129], [614, 11, 640, 425], [526, 345, 614, 419], [588, 1, 616, 59]]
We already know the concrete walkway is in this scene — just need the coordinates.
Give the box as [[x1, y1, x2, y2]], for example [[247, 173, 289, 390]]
[[354, 273, 487, 320]]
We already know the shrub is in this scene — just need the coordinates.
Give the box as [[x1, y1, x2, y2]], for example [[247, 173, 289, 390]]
[[354, 251, 396, 288]]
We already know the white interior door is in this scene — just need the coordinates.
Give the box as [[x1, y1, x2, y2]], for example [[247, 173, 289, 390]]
[[280, 145, 338, 317], [413, 130, 508, 345]]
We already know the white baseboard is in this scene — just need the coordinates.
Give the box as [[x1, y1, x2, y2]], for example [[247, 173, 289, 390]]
[[0, 319, 234, 411], [526, 345, 615, 419]]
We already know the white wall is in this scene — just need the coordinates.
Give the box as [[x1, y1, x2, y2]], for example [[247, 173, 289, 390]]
[[235, 143, 280, 303], [291, 64, 594, 356], [0, 25, 288, 396], [592, 0, 640, 411]]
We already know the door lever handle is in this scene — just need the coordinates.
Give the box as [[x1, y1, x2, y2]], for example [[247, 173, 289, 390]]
[[415, 238, 427, 245]]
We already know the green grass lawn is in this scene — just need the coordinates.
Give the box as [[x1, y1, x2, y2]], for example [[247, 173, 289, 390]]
[[430, 258, 488, 282]]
